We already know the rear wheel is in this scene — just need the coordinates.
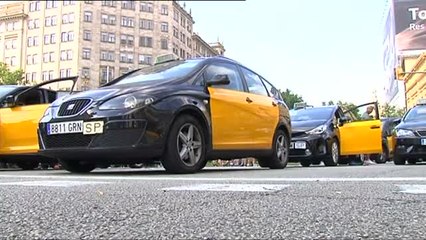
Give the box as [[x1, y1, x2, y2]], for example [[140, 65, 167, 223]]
[[407, 158, 417, 165], [161, 115, 206, 174], [258, 129, 289, 169], [300, 159, 311, 167], [59, 159, 96, 173], [393, 154, 406, 165], [17, 161, 39, 170], [324, 139, 339, 166]]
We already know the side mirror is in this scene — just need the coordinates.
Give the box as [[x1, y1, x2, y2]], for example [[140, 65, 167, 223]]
[[3, 95, 15, 108], [206, 74, 230, 87]]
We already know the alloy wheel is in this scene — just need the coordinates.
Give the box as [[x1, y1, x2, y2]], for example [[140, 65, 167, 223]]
[[276, 135, 288, 163], [177, 123, 203, 167]]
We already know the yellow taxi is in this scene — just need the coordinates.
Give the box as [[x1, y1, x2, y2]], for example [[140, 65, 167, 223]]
[[0, 77, 76, 170]]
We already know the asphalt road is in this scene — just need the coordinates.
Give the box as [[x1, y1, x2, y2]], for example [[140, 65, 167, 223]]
[[1, 163, 426, 239]]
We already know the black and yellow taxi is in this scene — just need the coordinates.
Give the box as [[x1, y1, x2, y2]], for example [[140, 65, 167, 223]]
[[288, 102, 383, 167], [0, 77, 76, 170], [393, 99, 426, 165], [38, 56, 291, 174]]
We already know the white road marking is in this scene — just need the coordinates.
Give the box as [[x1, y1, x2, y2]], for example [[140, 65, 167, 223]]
[[162, 184, 290, 192], [0, 180, 108, 187], [397, 184, 426, 194], [1, 175, 426, 182]]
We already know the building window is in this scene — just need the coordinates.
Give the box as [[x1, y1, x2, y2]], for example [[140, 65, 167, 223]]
[[101, 14, 116, 25], [42, 71, 49, 81], [100, 51, 115, 61], [187, 37, 191, 48], [46, 0, 58, 9], [161, 39, 168, 50], [45, 16, 57, 27], [49, 70, 54, 80], [161, 5, 168, 15], [180, 15, 186, 28], [7, 21, 18, 31], [121, 1, 135, 10], [81, 67, 90, 78], [29, 1, 41, 12], [62, 13, 75, 24], [28, 19, 40, 29], [84, 11, 92, 22], [43, 52, 55, 62], [100, 66, 114, 84], [121, 17, 135, 28], [139, 36, 152, 48], [61, 31, 74, 42], [83, 30, 92, 41], [119, 52, 134, 63], [82, 48, 91, 59], [60, 50, 73, 61], [101, 32, 115, 43], [120, 34, 134, 46], [27, 36, 39, 47], [84, 0, 93, 3], [60, 68, 72, 78], [139, 19, 153, 30], [173, 10, 179, 22], [173, 27, 178, 38], [26, 55, 32, 65], [63, 1, 76, 6], [140, 2, 153, 13], [187, 21, 192, 33], [138, 54, 152, 65], [101, 0, 116, 7], [5, 39, 17, 49], [160, 22, 168, 32]]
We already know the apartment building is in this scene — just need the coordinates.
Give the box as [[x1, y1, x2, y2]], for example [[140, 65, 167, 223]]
[[0, 0, 223, 90], [192, 33, 225, 58]]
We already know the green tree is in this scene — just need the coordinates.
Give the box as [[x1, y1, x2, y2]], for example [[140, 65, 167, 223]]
[[381, 103, 405, 117], [280, 88, 304, 109], [0, 62, 24, 85], [336, 100, 361, 119]]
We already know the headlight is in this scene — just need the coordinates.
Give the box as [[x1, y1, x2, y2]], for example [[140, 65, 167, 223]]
[[396, 129, 415, 137], [99, 94, 155, 110], [42, 107, 52, 118], [306, 124, 327, 135]]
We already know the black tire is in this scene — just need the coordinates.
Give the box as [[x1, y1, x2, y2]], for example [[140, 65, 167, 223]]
[[311, 159, 321, 165], [161, 115, 206, 174], [300, 159, 311, 167], [338, 158, 350, 165], [258, 129, 289, 169], [17, 161, 39, 170], [324, 138, 339, 166], [59, 159, 96, 173], [393, 154, 406, 165], [407, 158, 417, 165]]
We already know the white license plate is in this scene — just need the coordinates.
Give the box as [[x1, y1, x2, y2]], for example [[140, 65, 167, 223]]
[[421, 139, 426, 145], [47, 121, 104, 135]]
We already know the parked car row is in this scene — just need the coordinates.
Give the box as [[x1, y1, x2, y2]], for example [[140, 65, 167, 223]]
[[1, 55, 424, 173]]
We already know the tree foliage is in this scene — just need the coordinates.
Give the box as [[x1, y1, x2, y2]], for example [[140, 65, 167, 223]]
[[0, 62, 24, 85], [380, 103, 405, 118], [281, 89, 304, 109], [323, 100, 361, 119]]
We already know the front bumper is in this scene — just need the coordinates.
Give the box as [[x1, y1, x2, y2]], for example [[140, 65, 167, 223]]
[[289, 135, 328, 161], [394, 137, 426, 159]]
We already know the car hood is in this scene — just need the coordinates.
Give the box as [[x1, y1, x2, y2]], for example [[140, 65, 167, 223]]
[[291, 120, 327, 132], [397, 121, 426, 130], [52, 81, 177, 106]]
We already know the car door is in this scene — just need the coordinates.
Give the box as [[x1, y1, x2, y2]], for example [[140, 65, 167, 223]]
[[239, 67, 278, 149], [0, 77, 76, 155], [206, 62, 258, 150], [339, 102, 382, 155], [0, 89, 51, 155]]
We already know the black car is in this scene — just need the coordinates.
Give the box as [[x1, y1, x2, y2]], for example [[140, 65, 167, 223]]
[[38, 56, 292, 174], [289, 102, 383, 167], [393, 100, 426, 165], [370, 117, 400, 163]]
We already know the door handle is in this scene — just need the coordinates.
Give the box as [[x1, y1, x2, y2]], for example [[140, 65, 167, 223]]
[[370, 125, 380, 129], [246, 97, 253, 103]]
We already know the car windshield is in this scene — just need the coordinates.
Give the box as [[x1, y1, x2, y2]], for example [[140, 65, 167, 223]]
[[404, 106, 426, 122], [113, 59, 203, 85], [290, 107, 334, 121], [0, 86, 18, 99]]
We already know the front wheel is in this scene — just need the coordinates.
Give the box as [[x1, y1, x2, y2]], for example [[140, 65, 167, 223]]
[[161, 115, 206, 174], [59, 159, 96, 173], [323, 139, 339, 166], [258, 129, 289, 169], [393, 154, 406, 165]]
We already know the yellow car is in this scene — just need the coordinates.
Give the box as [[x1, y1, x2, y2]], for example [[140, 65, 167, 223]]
[[0, 77, 77, 170]]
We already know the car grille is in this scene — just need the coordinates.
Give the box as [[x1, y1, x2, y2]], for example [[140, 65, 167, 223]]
[[417, 131, 426, 137], [44, 134, 93, 148], [292, 132, 306, 138], [58, 99, 91, 117]]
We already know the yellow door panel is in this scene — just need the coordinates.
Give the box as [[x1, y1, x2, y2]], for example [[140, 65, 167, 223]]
[[339, 119, 382, 155], [387, 136, 396, 155], [208, 87, 278, 150], [0, 104, 49, 155]]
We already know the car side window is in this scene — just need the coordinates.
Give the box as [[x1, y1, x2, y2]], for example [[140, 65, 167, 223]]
[[261, 78, 281, 100], [16, 89, 44, 106], [46, 90, 58, 103], [241, 68, 268, 96], [204, 63, 244, 92]]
